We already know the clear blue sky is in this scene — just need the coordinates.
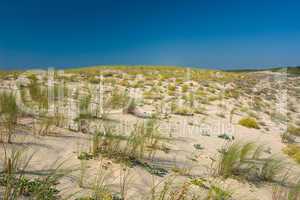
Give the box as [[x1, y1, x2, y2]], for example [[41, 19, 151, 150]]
[[0, 0, 299, 70]]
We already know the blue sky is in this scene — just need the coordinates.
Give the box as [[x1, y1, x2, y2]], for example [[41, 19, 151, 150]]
[[0, 0, 299, 70]]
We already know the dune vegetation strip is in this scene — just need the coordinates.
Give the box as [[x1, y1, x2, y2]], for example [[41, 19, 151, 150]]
[[0, 66, 300, 199]]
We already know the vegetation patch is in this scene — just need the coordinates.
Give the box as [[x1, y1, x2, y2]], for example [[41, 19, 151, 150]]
[[0, 175, 60, 200], [216, 142, 283, 182], [283, 144, 300, 164], [287, 125, 300, 137], [79, 120, 170, 177], [238, 117, 259, 129], [193, 144, 204, 150]]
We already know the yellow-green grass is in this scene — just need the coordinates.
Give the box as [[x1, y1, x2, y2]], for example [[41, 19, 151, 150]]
[[288, 125, 300, 136], [239, 117, 260, 129], [283, 144, 300, 164]]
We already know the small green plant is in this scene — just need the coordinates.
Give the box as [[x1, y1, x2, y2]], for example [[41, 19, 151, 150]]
[[109, 87, 129, 109], [79, 93, 92, 114], [173, 105, 194, 116], [36, 116, 56, 136], [0, 145, 68, 200], [168, 84, 176, 91], [238, 117, 259, 129], [78, 152, 94, 160], [218, 134, 234, 141], [124, 99, 137, 114], [191, 178, 233, 200], [281, 131, 296, 144], [190, 178, 207, 188], [287, 125, 300, 136], [216, 141, 283, 182], [272, 178, 300, 200], [193, 144, 204, 150], [283, 144, 300, 164], [78, 160, 87, 188], [270, 112, 287, 124], [260, 157, 284, 181], [206, 185, 232, 200], [84, 120, 170, 177], [181, 84, 189, 93], [0, 93, 19, 143]]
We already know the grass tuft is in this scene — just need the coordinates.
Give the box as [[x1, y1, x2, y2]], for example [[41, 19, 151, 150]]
[[238, 117, 259, 129]]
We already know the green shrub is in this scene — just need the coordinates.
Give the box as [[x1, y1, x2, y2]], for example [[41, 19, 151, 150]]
[[206, 185, 232, 200], [181, 84, 189, 93], [238, 117, 259, 129], [218, 134, 234, 141], [193, 144, 204, 150], [283, 145, 300, 164], [168, 84, 176, 91], [173, 105, 194, 116], [287, 125, 300, 136], [281, 131, 296, 144], [109, 87, 129, 109], [89, 77, 100, 84], [78, 152, 93, 160]]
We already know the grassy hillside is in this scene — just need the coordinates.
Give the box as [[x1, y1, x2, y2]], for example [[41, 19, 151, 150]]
[[226, 66, 300, 75]]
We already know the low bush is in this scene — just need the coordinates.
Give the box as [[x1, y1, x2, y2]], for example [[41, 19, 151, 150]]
[[172, 105, 194, 116], [281, 131, 296, 144], [193, 144, 204, 150], [238, 117, 259, 129], [287, 125, 300, 136], [283, 144, 300, 164]]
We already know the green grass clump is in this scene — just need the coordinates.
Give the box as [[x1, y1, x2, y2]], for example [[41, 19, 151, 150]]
[[216, 142, 284, 182], [78, 152, 94, 160], [238, 117, 259, 129], [109, 87, 129, 109], [193, 144, 204, 150], [143, 91, 162, 100], [0, 176, 60, 200], [281, 131, 296, 144], [283, 145, 300, 164], [172, 105, 194, 116], [0, 93, 19, 143], [191, 178, 233, 200], [218, 134, 234, 141], [0, 146, 68, 200], [206, 185, 232, 200], [287, 125, 300, 136], [84, 120, 170, 177], [272, 178, 300, 200], [168, 84, 176, 91], [181, 84, 189, 93]]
